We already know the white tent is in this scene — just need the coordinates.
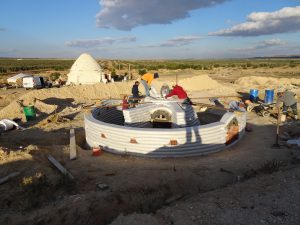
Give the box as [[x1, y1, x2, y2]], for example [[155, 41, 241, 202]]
[[67, 53, 104, 85], [7, 73, 32, 83]]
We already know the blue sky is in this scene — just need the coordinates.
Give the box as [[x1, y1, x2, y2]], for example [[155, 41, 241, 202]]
[[0, 0, 300, 59]]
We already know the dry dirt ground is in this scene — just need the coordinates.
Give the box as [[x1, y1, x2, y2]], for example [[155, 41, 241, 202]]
[[0, 67, 300, 225]]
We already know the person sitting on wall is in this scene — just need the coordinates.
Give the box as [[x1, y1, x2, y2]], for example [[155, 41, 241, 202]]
[[140, 72, 159, 97], [277, 87, 298, 120], [165, 84, 192, 105], [131, 81, 142, 103], [122, 95, 129, 110]]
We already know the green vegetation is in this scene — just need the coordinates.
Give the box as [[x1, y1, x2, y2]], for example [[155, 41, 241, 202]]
[[138, 68, 147, 75], [0, 58, 74, 75], [49, 72, 61, 81], [0, 58, 299, 76], [108, 58, 300, 71]]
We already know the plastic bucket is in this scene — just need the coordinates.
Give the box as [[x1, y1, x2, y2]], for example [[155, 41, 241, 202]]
[[23, 105, 36, 121], [264, 89, 274, 104], [249, 89, 259, 102]]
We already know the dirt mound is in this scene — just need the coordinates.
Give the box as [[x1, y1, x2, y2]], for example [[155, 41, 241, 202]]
[[151, 75, 223, 94], [235, 76, 300, 89], [0, 82, 132, 120], [179, 74, 222, 91]]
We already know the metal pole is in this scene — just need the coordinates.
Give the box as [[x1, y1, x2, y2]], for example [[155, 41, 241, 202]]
[[272, 104, 281, 148], [128, 64, 131, 80]]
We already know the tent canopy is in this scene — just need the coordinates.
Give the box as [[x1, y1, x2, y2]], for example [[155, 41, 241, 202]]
[[7, 73, 32, 83]]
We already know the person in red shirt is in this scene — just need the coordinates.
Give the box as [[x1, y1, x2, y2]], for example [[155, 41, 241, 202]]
[[165, 85, 187, 99], [165, 85, 192, 104]]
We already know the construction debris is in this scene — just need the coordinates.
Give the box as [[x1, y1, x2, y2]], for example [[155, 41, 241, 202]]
[[96, 182, 109, 191], [0, 172, 21, 185], [0, 119, 24, 133], [47, 155, 74, 179], [69, 128, 77, 160], [287, 139, 300, 148], [165, 195, 184, 205]]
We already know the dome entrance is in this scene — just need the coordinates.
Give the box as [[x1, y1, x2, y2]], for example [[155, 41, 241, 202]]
[[151, 109, 172, 128]]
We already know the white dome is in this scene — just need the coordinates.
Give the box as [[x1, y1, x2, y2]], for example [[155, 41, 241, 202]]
[[67, 53, 104, 85], [70, 53, 101, 72]]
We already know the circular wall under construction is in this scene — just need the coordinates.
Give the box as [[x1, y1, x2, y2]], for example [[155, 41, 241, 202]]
[[84, 100, 247, 157]]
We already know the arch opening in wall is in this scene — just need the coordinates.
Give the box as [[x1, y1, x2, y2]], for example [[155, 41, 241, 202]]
[[226, 118, 239, 145], [151, 109, 172, 128]]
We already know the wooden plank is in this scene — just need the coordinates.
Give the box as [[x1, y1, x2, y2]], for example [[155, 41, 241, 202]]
[[69, 128, 77, 160], [0, 172, 21, 185], [47, 155, 74, 179]]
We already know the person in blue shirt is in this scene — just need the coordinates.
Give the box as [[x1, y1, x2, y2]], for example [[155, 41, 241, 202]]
[[131, 81, 142, 103]]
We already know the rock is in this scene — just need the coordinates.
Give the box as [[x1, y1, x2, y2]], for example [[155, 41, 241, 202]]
[[96, 182, 108, 191]]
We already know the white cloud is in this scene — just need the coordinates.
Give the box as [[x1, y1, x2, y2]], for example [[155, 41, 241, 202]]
[[145, 36, 202, 47], [209, 6, 300, 36], [235, 38, 286, 51], [96, 0, 229, 30], [161, 36, 202, 47], [65, 36, 136, 48]]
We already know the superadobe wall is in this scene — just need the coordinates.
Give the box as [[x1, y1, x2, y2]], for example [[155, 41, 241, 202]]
[[84, 109, 247, 157]]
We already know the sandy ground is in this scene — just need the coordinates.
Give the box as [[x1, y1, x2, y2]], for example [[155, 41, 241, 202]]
[[0, 66, 300, 225]]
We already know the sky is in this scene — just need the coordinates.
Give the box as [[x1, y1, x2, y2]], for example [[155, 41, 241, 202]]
[[0, 0, 300, 59]]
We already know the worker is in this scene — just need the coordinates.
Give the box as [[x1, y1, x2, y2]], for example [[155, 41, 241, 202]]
[[140, 72, 159, 97], [131, 81, 142, 103], [228, 100, 246, 112], [165, 84, 192, 105], [160, 83, 170, 98], [122, 95, 129, 110], [277, 88, 298, 120]]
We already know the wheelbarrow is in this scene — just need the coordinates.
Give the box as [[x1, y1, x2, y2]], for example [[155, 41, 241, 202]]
[[247, 101, 278, 117]]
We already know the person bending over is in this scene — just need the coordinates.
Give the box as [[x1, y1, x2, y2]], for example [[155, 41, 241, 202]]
[[140, 72, 159, 97], [277, 88, 298, 120], [165, 85, 192, 105]]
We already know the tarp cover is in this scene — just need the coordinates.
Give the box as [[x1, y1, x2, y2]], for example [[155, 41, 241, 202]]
[[7, 73, 32, 83]]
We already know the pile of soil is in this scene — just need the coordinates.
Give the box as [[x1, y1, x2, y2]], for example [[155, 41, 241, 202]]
[[179, 75, 222, 91], [151, 75, 231, 97], [0, 75, 230, 120], [0, 82, 133, 120], [235, 76, 300, 89]]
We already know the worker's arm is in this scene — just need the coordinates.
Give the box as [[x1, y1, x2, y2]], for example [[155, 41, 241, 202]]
[[165, 89, 176, 98]]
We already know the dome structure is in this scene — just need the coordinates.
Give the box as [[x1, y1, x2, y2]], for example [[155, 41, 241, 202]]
[[67, 53, 104, 85]]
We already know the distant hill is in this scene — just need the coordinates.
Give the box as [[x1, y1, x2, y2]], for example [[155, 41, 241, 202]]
[[252, 55, 300, 59]]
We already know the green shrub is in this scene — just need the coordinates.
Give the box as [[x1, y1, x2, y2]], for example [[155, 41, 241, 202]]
[[49, 72, 61, 81], [138, 69, 147, 75]]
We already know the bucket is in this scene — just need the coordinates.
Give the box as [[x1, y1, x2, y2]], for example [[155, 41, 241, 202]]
[[92, 147, 102, 156], [23, 105, 36, 121], [264, 89, 274, 104], [249, 89, 259, 102]]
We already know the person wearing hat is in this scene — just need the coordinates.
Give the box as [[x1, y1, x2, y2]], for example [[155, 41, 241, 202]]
[[140, 72, 159, 97], [277, 87, 298, 120]]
